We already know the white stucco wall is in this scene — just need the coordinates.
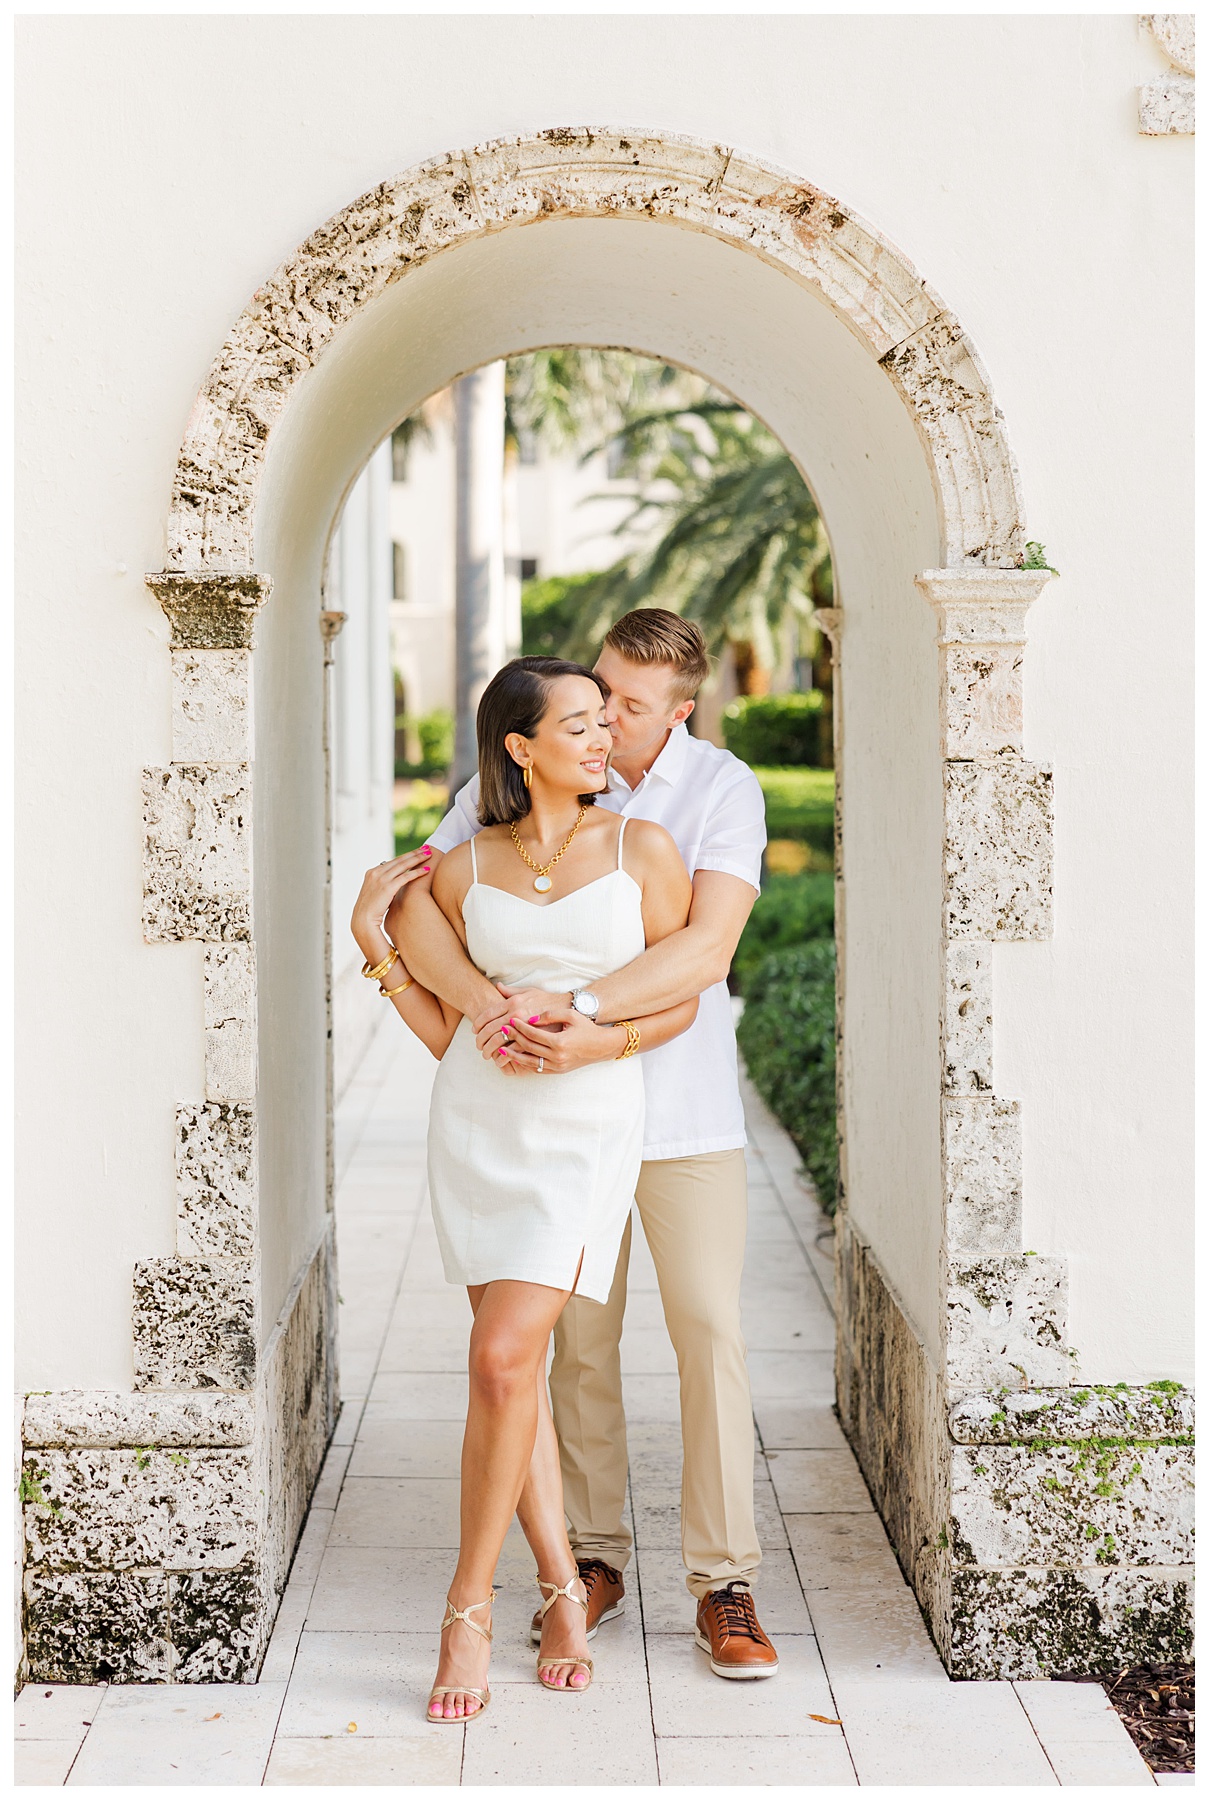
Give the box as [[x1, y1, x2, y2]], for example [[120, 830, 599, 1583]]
[[16, 13, 1191, 1390]]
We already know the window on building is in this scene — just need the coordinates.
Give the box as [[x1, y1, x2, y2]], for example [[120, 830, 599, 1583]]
[[517, 429, 538, 466], [391, 427, 411, 483], [392, 541, 407, 601], [605, 436, 627, 480], [520, 557, 538, 583]]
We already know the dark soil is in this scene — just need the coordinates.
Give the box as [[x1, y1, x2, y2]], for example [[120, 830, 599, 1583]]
[[1058, 1663, 1193, 1774]]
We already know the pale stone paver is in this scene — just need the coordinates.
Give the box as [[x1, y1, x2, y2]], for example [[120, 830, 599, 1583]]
[[15, 1018, 1158, 1785]]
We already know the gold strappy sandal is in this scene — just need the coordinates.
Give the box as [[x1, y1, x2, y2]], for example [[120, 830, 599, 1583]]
[[535, 1574, 594, 1693], [427, 1592, 494, 1723]]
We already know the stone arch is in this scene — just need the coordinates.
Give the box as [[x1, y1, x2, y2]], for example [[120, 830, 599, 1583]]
[[164, 129, 1026, 575]]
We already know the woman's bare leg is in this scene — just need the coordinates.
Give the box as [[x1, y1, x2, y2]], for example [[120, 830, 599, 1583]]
[[429, 1278, 571, 1720], [514, 1366, 592, 1689]]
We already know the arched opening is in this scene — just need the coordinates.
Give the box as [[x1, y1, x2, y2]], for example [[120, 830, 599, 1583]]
[[254, 212, 945, 1358]]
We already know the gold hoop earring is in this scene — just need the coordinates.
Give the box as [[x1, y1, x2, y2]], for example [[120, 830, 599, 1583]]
[[523, 764, 532, 791]]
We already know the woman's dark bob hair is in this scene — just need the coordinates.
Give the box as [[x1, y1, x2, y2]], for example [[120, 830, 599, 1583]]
[[476, 657, 608, 826]]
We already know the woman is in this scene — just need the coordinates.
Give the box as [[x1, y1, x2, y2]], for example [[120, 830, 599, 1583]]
[[350, 657, 696, 1722]]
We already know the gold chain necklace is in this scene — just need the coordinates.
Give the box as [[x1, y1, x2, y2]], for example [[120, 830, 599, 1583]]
[[510, 805, 589, 893]]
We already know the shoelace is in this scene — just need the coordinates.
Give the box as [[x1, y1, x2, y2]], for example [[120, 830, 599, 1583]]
[[577, 1558, 621, 1600], [705, 1582, 764, 1642]]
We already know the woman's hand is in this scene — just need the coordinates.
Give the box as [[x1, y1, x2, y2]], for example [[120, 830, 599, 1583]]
[[497, 1008, 624, 1075], [351, 847, 433, 948]]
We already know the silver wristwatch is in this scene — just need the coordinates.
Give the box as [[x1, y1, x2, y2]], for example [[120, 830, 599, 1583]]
[[570, 988, 600, 1021]]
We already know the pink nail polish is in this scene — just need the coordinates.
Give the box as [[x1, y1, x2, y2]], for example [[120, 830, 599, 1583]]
[[528, 1015, 540, 1025]]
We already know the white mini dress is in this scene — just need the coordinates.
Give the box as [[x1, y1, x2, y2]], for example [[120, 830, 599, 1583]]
[[426, 818, 647, 1304]]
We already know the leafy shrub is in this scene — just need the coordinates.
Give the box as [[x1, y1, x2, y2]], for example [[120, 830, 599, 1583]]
[[737, 940, 838, 1215], [732, 872, 835, 992], [417, 708, 454, 771], [395, 708, 454, 778], [724, 691, 826, 767], [755, 767, 835, 854], [394, 781, 449, 855], [521, 572, 609, 659]]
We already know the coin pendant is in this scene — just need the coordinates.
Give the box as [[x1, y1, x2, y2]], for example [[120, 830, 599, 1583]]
[[533, 875, 553, 893]]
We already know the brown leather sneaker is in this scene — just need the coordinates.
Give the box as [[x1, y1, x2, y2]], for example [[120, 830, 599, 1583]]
[[695, 1581, 779, 1679], [529, 1559, 625, 1644]]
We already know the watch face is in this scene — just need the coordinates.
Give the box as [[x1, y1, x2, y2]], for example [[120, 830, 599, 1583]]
[[576, 991, 599, 1018]]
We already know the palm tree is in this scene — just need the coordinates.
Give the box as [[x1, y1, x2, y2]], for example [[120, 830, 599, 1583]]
[[543, 403, 831, 692]]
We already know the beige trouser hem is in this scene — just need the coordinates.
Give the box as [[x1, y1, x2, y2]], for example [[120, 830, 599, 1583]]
[[548, 1146, 760, 1601]]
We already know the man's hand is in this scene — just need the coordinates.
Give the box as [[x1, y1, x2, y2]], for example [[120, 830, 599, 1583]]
[[499, 1008, 622, 1075], [472, 985, 569, 1061]]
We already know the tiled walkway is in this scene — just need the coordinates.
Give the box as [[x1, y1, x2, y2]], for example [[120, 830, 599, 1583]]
[[16, 1021, 1158, 1785]]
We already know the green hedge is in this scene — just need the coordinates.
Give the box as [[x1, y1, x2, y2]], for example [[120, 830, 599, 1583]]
[[732, 872, 835, 992], [737, 940, 838, 1215], [394, 780, 449, 855], [755, 767, 835, 854], [395, 707, 454, 779], [521, 572, 606, 659], [724, 691, 826, 766]]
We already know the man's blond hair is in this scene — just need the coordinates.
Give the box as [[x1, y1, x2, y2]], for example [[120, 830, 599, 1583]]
[[601, 608, 710, 704]]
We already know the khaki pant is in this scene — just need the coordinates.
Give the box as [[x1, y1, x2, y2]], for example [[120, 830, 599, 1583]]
[[548, 1147, 760, 1600]]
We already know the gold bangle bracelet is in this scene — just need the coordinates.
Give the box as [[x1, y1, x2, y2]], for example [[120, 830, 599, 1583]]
[[380, 976, 413, 1000], [362, 946, 399, 982], [616, 1020, 640, 1060]]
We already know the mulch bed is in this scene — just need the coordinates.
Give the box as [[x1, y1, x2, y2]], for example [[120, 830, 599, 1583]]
[[1058, 1664, 1194, 1774]]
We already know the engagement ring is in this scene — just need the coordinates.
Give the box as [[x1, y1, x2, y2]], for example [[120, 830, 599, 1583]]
[[537, 1058, 544, 1073]]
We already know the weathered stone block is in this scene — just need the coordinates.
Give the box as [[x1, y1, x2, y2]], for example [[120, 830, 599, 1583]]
[[881, 312, 1025, 569], [950, 1442, 1193, 1569], [22, 1389, 254, 1448], [203, 945, 257, 1101], [943, 757, 1053, 940], [949, 1384, 1194, 1444], [133, 1258, 256, 1391], [948, 1565, 1193, 1679], [1139, 73, 1195, 134], [940, 645, 1024, 760], [171, 650, 253, 763], [1141, 13, 1194, 75], [147, 575, 270, 650], [834, 1213, 950, 1622], [947, 1257, 1072, 1390], [22, 1449, 257, 1570], [24, 1570, 174, 1684], [142, 765, 251, 943], [261, 1227, 339, 1601], [941, 942, 993, 1094], [470, 128, 726, 239], [942, 1098, 1022, 1256], [169, 1565, 264, 1682], [176, 1101, 255, 1258]]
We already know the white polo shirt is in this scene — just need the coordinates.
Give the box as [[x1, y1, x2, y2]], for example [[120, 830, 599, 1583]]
[[427, 724, 767, 1160]]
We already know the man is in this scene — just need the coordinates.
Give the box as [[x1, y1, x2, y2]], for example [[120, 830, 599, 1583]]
[[390, 609, 778, 1678]]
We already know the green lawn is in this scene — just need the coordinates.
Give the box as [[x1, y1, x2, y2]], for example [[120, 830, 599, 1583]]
[[754, 766, 835, 851]]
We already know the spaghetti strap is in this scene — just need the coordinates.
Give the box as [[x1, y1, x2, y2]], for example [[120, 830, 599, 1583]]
[[469, 836, 479, 884], [616, 815, 628, 872]]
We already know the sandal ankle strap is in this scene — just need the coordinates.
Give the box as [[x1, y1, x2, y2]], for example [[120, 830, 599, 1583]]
[[441, 1592, 495, 1643], [537, 1574, 588, 1620]]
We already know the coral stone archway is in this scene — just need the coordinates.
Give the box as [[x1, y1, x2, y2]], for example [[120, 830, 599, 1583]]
[[32, 130, 1189, 1691], [165, 129, 1025, 575]]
